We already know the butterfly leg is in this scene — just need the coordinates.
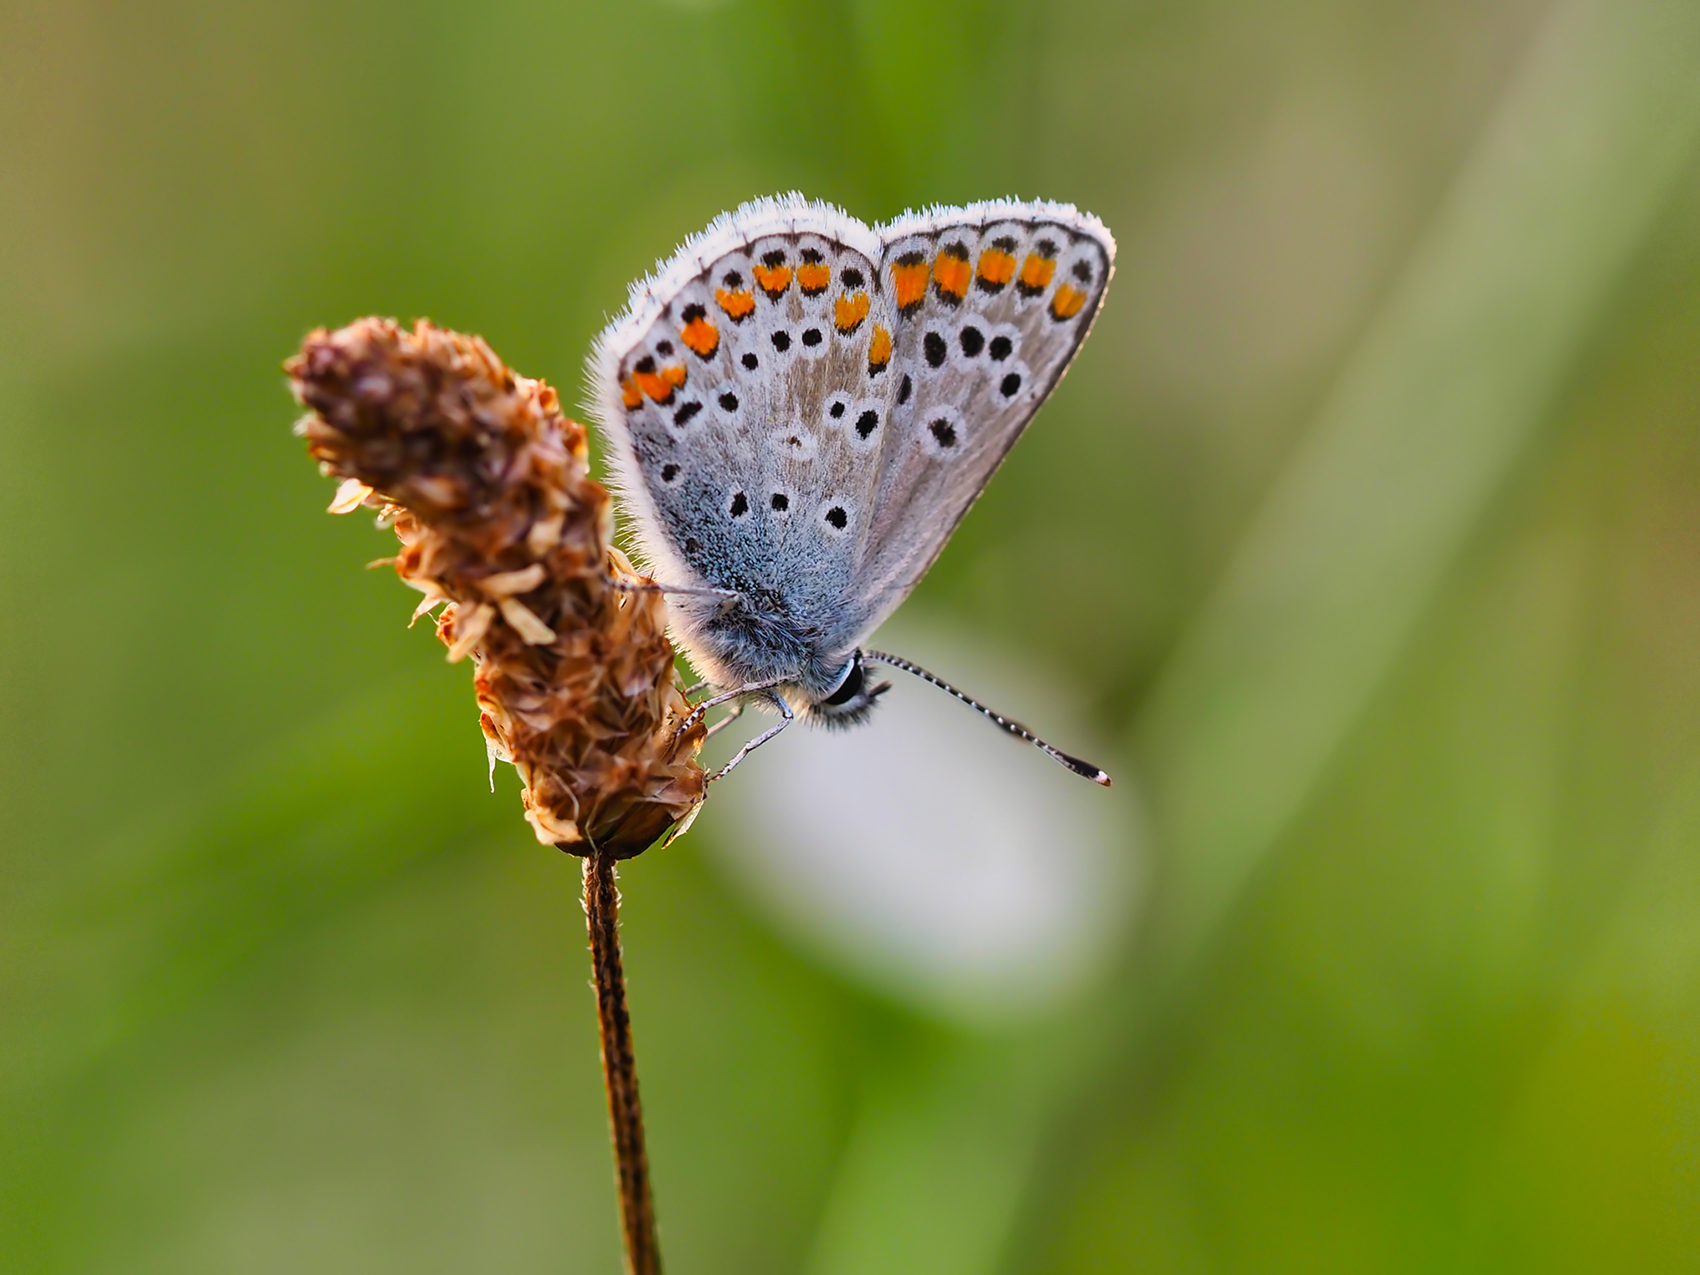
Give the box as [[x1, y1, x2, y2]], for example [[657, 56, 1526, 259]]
[[679, 676, 789, 737], [607, 576, 741, 609], [707, 691, 791, 785]]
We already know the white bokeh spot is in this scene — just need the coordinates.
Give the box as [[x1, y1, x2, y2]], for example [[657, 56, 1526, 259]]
[[707, 624, 1141, 1026]]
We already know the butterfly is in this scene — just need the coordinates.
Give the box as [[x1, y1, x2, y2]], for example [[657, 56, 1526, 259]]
[[590, 194, 1115, 786]]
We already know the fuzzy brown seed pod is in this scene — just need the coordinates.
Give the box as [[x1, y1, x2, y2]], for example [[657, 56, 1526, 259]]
[[287, 317, 705, 857]]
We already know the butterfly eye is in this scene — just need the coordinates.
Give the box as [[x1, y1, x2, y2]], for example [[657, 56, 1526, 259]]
[[821, 656, 864, 707]]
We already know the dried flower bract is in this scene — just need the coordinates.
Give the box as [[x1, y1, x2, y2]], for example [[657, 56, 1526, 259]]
[[288, 317, 705, 857]]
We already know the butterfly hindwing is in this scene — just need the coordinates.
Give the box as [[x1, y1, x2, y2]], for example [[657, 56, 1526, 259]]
[[592, 201, 886, 638]]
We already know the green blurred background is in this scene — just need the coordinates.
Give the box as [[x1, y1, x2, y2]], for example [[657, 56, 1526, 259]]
[[6, 0, 1700, 1269]]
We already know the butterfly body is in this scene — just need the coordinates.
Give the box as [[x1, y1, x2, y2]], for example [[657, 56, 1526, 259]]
[[590, 195, 1114, 732]]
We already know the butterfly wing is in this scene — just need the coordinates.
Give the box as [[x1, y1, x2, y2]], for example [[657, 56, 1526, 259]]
[[588, 195, 1113, 689], [589, 195, 896, 686], [826, 201, 1115, 654]]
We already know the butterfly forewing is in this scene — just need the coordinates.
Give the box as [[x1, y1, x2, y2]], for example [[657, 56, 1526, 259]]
[[848, 210, 1113, 652], [590, 195, 1112, 691]]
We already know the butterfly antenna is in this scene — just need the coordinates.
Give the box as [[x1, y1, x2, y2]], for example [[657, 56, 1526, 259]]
[[862, 649, 1112, 786]]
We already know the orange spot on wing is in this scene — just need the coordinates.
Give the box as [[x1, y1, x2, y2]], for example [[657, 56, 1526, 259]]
[[891, 253, 929, 316], [976, 247, 1016, 289], [631, 370, 672, 403], [797, 263, 831, 295], [716, 288, 756, 321], [867, 324, 892, 372], [751, 263, 792, 299], [932, 244, 971, 303], [620, 377, 642, 409], [834, 291, 870, 334], [1049, 284, 1088, 320], [1018, 253, 1056, 295], [681, 315, 720, 358], [631, 364, 686, 403]]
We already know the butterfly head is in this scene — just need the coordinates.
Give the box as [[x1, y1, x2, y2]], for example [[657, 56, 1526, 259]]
[[808, 649, 890, 728]]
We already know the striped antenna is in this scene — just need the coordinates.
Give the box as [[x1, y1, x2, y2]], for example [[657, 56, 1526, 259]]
[[862, 649, 1112, 786]]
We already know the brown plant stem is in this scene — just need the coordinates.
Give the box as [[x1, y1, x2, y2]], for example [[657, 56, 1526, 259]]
[[584, 850, 661, 1275]]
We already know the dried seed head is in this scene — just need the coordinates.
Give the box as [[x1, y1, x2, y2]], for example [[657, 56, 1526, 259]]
[[288, 317, 705, 857]]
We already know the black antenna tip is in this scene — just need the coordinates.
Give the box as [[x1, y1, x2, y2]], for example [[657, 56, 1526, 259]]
[[1054, 749, 1113, 787]]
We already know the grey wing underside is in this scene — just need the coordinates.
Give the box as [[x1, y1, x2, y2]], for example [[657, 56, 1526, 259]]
[[591, 210, 891, 668], [589, 195, 1114, 673], [848, 211, 1114, 652]]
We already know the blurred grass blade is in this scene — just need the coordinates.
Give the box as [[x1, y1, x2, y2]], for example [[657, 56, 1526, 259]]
[[1574, 758, 1700, 1014], [1140, 0, 1700, 973], [803, 1037, 1052, 1275]]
